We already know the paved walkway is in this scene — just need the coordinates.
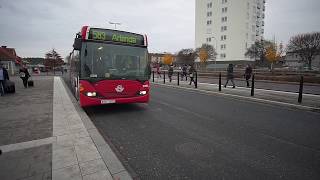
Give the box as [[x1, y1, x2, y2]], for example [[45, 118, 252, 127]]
[[152, 77, 320, 111], [0, 76, 132, 180]]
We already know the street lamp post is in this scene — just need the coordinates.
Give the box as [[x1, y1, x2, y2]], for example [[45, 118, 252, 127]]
[[109, 21, 121, 29]]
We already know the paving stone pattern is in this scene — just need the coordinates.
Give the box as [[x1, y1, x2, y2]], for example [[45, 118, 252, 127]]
[[0, 144, 52, 180], [52, 77, 114, 180], [0, 76, 53, 146]]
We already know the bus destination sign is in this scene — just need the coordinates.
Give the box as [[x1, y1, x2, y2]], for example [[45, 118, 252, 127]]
[[88, 28, 145, 46]]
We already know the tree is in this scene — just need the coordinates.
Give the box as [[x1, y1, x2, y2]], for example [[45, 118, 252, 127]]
[[44, 49, 64, 71], [287, 32, 320, 70], [175, 48, 196, 65], [245, 40, 273, 65], [265, 43, 284, 70], [163, 54, 174, 65], [195, 44, 217, 70]]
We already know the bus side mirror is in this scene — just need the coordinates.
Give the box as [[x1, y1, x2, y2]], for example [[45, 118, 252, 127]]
[[73, 38, 82, 50]]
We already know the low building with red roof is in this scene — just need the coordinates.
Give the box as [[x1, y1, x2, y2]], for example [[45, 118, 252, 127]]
[[0, 46, 22, 75]]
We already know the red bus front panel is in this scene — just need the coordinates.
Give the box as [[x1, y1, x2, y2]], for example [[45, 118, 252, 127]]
[[79, 79, 149, 107]]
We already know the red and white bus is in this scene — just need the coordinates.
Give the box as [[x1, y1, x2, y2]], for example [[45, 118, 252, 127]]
[[68, 26, 151, 107]]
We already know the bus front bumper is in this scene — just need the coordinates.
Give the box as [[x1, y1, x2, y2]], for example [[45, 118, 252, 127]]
[[79, 94, 149, 107]]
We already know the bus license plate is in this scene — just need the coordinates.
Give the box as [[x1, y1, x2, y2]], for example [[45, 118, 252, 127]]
[[101, 99, 115, 104]]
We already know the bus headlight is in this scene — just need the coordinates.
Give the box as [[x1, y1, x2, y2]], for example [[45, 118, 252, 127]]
[[86, 92, 97, 97], [139, 91, 147, 95]]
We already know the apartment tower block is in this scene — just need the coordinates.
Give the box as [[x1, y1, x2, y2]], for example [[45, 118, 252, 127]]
[[195, 0, 266, 61]]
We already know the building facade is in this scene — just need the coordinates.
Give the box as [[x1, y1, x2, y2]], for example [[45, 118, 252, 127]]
[[0, 46, 22, 75], [195, 0, 266, 61], [285, 52, 320, 70]]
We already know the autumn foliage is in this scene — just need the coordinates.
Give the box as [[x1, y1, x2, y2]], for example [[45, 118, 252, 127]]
[[163, 54, 174, 65]]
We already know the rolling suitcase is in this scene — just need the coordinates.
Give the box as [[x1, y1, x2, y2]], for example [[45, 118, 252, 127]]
[[4, 80, 15, 93], [28, 79, 34, 87]]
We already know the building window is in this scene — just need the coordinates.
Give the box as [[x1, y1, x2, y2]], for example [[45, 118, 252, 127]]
[[221, 44, 226, 50], [221, 35, 227, 41], [222, 7, 228, 13], [220, 53, 226, 58], [206, 37, 212, 42], [221, 16, 227, 22], [221, 26, 227, 32], [207, 20, 212, 25], [207, 2, 213, 8], [207, 11, 212, 17], [222, 0, 228, 4]]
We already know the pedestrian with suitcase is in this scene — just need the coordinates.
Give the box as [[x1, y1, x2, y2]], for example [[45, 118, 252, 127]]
[[0, 62, 10, 96], [19, 65, 30, 88]]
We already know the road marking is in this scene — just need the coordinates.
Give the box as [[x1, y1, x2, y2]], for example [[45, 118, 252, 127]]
[[153, 77, 320, 97], [0, 137, 56, 153], [199, 82, 320, 97], [152, 82, 320, 112]]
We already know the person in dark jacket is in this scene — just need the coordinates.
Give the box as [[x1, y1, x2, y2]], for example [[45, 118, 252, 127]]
[[19, 65, 30, 88], [224, 63, 235, 88], [188, 65, 196, 85], [168, 65, 174, 82], [182, 64, 187, 81], [0, 63, 10, 96], [244, 64, 253, 87]]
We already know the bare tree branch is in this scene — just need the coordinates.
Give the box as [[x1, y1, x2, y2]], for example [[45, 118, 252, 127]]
[[287, 32, 320, 70]]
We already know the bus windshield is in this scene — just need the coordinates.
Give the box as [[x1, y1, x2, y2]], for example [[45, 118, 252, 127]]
[[80, 42, 149, 81]]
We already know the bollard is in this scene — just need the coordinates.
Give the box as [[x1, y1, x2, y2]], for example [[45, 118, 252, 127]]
[[251, 74, 255, 96], [177, 72, 180, 86], [219, 72, 221, 91], [195, 72, 198, 88], [186, 75, 187, 81], [163, 71, 165, 84], [152, 71, 154, 82], [298, 76, 303, 103]]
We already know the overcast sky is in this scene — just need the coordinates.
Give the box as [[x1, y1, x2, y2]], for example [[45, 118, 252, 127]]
[[0, 0, 319, 58]]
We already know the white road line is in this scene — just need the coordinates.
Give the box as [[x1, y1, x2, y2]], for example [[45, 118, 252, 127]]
[[0, 137, 56, 153], [198, 82, 320, 97], [152, 82, 320, 112], [153, 78, 320, 97]]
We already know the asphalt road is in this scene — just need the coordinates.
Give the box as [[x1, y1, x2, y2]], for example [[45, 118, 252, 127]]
[[86, 84, 320, 180]]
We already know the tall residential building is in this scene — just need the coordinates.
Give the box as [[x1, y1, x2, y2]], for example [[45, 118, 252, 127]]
[[195, 0, 266, 61]]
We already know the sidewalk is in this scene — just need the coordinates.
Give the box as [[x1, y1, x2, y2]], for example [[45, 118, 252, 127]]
[[0, 76, 131, 180], [152, 77, 320, 111]]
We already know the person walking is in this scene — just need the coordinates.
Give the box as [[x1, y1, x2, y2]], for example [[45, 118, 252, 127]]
[[224, 63, 235, 88], [182, 64, 187, 81], [168, 65, 174, 82], [156, 63, 161, 78], [19, 65, 30, 88], [244, 64, 253, 87], [0, 63, 9, 96], [189, 65, 196, 85]]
